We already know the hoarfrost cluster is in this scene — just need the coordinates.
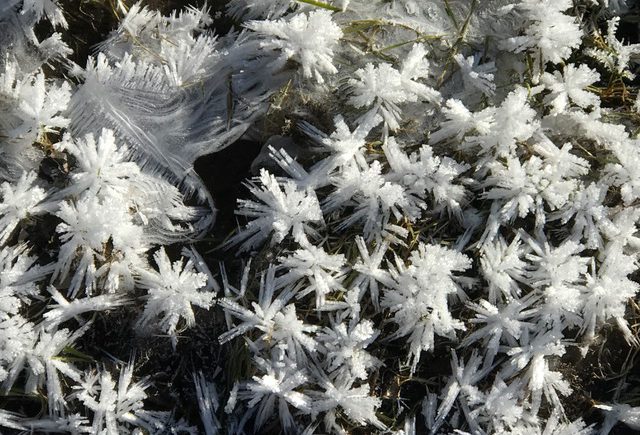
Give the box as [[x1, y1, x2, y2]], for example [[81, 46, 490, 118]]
[[1, 0, 640, 434]]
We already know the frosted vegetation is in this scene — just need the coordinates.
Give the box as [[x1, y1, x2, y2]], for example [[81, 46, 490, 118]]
[[1, 0, 640, 433]]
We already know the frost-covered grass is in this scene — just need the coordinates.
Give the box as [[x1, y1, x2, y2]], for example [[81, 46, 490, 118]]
[[1, 0, 640, 434]]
